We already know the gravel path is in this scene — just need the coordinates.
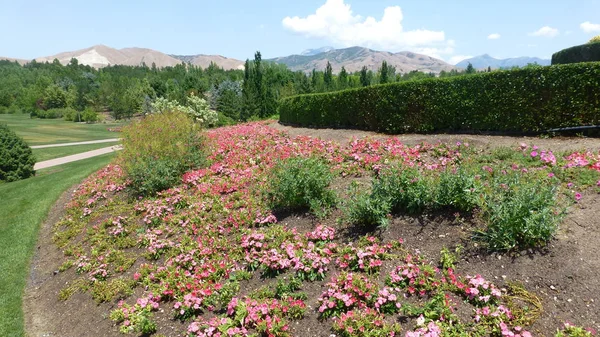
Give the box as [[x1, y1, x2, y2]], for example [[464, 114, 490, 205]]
[[34, 145, 122, 170], [30, 138, 120, 149]]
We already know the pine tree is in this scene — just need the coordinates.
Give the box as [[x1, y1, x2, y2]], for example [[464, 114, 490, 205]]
[[379, 61, 389, 84], [466, 63, 476, 74], [338, 66, 348, 90]]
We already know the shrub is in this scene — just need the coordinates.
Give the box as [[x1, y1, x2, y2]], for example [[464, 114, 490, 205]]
[[150, 94, 218, 127], [7, 104, 22, 114], [265, 157, 336, 215], [434, 167, 478, 212], [36, 108, 76, 119], [552, 43, 600, 65], [0, 124, 35, 182], [82, 108, 99, 123], [0, 106, 7, 114], [474, 172, 563, 251], [280, 63, 600, 133], [119, 110, 206, 196], [347, 190, 391, 229]]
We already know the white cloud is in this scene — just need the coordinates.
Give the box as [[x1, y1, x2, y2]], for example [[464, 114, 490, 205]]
[[282, 0, 452, 57], [487, 33, 501, 40], [448, 55, 473, 65], [580, 21, 600, 33], [529, 26, 559, 38]]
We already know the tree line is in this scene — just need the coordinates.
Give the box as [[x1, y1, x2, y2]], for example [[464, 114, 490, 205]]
[[0, 53, 482, 122]]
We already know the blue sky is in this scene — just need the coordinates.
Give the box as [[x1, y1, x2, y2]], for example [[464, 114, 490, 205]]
[[1, 0, 599, 64]]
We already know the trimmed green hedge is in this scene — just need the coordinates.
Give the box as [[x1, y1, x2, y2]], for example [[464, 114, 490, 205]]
[[0, 124, 35, 182], [552, 42, 600, 65], [279, 63, 600, 134]]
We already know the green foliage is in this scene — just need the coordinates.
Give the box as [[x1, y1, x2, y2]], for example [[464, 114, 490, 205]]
[[119, 110, 206, 196], [552, 42, 600, 65], [43, 84, 69, 109], [347, 188, 392, 229], [0, 124, 35, 182], [280, 63, 600, 133], [151, 94, 217, 127], [555, 323, 595, 337], [434, 167, 478, 212], [474, 172, 564, 251], [265, 157, 336, 215], [81, 108, 99, 123], [34, 107, 76, 119]]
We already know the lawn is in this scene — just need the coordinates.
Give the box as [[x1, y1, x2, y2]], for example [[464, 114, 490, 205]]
[[32, 141, 121, 162], [0, 153, 115, 337], [0, 114, 124, 145]]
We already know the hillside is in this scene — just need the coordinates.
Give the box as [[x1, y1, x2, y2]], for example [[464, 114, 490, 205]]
[[169, 54, 244, 70], [269, 46, 456, 74], [0, 57, 28, 65], [456, 54, 550, 69], [34, 45, 183, 68]]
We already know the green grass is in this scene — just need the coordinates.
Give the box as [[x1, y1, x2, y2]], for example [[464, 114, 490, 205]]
[[32, 141, 121, 162], [0, 153, 115, 337], [0, 114, 125, 145]]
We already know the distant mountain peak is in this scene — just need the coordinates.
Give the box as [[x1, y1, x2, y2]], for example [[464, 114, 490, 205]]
[[300, 46, 335, 56], [270, 46, 456, 74], [456, 54, 550, 69]]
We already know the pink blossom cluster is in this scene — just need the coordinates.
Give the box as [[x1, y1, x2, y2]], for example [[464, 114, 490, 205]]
[[305, 224, 336, 241], [318, 272, 376, 317], [374, 286, 402, 313], [405, 321, 442, 337], [336, 237, 390, 273], [388, 254, 441, 296], [464, 274, 502, 306]]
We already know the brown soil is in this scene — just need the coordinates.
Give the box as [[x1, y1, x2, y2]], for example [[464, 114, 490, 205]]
[[24, 125, 600, 337]]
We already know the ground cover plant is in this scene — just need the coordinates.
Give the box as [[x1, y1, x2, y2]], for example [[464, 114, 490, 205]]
[[0, 153, 115, 337], [43, 122, 600, 337]]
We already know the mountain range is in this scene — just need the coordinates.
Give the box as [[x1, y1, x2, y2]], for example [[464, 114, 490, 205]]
[[455, 54, 550, 69], [0, 45, 549, 74]]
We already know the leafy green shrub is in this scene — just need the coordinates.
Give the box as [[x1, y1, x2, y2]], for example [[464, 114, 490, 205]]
[[434, 167, 478, 212], [36, 108, 77, 119], [7, 104, 22, 114], [347, 189, 392, 229], [0, 106, 7, 114], [0, 124, 35, 182], [151, 94, 218, 127], [62, 108, 77, 121], [376, 166, 433, 214], [82, 108, 99, 123], [119, 110, 206, 196], [552, 43, 600, 65], [265, 157, 336, 215], [280, 63, 600, 133], [474, 173, 563, 251]]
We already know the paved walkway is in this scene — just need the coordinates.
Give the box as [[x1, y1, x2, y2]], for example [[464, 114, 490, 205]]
[[34, 145, 123, 170], [31, 138, 120, 149]]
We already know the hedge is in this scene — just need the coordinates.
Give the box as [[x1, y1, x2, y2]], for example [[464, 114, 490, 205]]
[[279, 63, 600, 134], [552, 42, 600, 65], [0, 124, 35, 182]]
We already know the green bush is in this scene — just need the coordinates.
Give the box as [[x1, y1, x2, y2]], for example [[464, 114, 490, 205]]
[[7, 105, 22, 114], [35, 108, 76, 119], [265, 157, 336, 215], [474, 172, 563, 251], [280, 63, 600, 133], [552, 43, 600, 65], [82, 109, 99, 123], [119, 110, 206, 196], [0, 124, 35, 182], [347, 188, 392, 229], [0, 106, 7, 114], [434, 167, 478, 212]]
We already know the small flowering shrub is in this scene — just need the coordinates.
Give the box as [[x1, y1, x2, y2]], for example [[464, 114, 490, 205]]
[[119, 110, 206, 196], [555, 322, 596, 337], [387, 254, 441, 297], [265, 156, 336, 215], [336, 237, 393, 274], [464, 274, 502, 307], [318, 272, 377, 318], [110, 294, 160, 334], [333, 308, 401, 337]]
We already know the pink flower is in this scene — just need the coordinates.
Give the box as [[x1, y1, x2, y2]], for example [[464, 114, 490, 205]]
[[530, 151, 538, 157], [575, 192, 582, 201]]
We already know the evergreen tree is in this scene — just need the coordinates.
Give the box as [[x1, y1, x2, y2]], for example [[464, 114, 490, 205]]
[[466, 63, 476, 74], [360, 66, 370, 87], [324, 61, 333, 90], [338, 66, 348, 90], [379, 61, 389, 84]]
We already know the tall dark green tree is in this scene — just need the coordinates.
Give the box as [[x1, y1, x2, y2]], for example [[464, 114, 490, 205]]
[[466, 63, 476, 74], [360, 66, 370, 87], [338, 66, 348, 90], [324, 61, 333, 90], [379, 61, 389, 84]]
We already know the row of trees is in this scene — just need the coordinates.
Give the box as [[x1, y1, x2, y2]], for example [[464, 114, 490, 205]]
[[0, 54, 484, 122]]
